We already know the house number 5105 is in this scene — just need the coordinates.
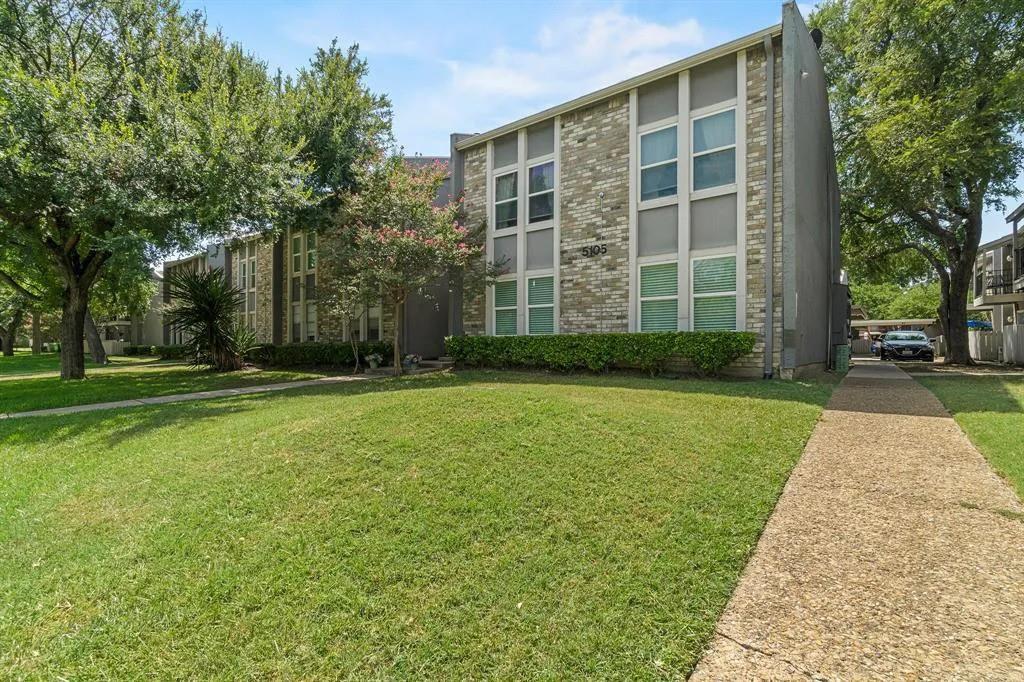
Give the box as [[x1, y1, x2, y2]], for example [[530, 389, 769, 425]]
[[581, 244, 607, 257]]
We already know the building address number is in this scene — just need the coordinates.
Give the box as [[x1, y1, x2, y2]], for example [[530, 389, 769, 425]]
[[581, 244, 607, 258]]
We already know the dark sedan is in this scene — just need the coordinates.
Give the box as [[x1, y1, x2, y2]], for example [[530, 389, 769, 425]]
[[879, 331, 934, 361]]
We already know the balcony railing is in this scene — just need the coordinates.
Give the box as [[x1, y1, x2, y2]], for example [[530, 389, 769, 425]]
[[984, 269, 1016, 295]]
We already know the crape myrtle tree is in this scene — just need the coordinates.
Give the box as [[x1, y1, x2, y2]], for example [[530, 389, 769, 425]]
[[329, 155, 487, 375], [811, 0, 1024, 364], [0, 0, 306, 379]]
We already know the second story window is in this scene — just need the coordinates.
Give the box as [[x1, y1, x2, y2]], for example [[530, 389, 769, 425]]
[[692, 109, 736, 192], [494, 171, 518, 230], [528, 162, 554, 223], [640, 125, 678, 201]]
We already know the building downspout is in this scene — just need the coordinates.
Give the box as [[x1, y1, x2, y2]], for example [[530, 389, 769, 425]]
[[763, 35, 776, 379]]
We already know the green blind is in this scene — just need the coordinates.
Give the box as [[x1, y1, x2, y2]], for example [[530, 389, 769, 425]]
[[641, 299, 678, 331], [693, 295, 737, 331], [529, 307, 554, 335], [693, 256, 736, 294], [640, 262, 678, 298], [495, 309, 517, 335], [528, 276, 554, 306], [494, 280, 517, 308]]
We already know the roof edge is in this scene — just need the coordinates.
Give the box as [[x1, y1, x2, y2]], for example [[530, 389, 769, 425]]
[[454, 22, 782, 152]]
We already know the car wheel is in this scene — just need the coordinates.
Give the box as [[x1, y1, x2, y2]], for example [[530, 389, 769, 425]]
[[880, 351, 886, 360]]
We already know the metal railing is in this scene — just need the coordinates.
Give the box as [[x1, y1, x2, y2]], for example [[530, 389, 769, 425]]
[[984, 269, 1016, 295]]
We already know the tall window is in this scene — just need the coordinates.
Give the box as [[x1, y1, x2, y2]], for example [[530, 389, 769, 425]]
[[692, 109, 736, 192], [494, 279, 517, 335], [236, 242, 256, 331], [639, 262, 678, 331], [494, 172, 518, 230], [527, 276, 554, 334], [639, 125, 678, 201], [289, 230, 317, 342], [527, 162, 554, 223], [692, 255, 736, 330]]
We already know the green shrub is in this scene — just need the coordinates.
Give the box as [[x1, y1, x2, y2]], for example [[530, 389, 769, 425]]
[[123, 345, 157, 356], [444, 332, 756, 375], [247, 341, 393, 368], [155, 344, 188, 360]]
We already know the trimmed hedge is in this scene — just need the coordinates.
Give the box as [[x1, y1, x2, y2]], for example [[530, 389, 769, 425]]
[[246, 341, 393, 368], [445, 332, 756, 374], [123, 345, 157, 356], [155, 344, 188, 360]]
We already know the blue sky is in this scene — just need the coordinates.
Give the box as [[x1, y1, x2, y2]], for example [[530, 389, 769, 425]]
[[184, 0, 1021, 241]]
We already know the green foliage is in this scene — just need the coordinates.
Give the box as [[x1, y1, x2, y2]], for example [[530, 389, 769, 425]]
[[122, 345, 157, 357], [247, 341, 393, 368], [163, 268, 252, 371], [850, 280, 941, 319], [445, 332, 756, 375], [155, 345, 188, 360]]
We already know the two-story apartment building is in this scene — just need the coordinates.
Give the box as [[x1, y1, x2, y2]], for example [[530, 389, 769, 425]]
[[970, 201, 1024, 363], [447, 3, 843, 377]]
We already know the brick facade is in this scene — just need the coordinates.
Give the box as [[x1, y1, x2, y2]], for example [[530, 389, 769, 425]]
[[462, 145, 488, 335], [254, 240, 276, 344], [558, 96, 631, 333]]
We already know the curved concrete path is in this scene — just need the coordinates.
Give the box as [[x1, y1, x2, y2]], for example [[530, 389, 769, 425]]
[[692, 362, 1024, 679], [0, 375, 369, 420]]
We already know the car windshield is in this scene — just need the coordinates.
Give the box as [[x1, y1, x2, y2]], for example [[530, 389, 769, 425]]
[[885, 332, 927, 341]]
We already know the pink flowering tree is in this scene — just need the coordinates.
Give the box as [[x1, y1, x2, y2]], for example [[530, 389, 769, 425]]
[[329, 154, 486, 374]]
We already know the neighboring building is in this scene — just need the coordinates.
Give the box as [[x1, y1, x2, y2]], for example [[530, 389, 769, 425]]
[[162, 159, 452, 358], [446, 3, 843, 377], [162, 243, 226, 345], [96, 273, 164, 348], [972, 205, 1024, 331]]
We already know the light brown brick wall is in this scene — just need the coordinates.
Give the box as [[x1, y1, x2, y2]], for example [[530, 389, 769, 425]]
[[254, 240, 275, 344], [558, 95, 631, 333], [462, 146, 488, 335]]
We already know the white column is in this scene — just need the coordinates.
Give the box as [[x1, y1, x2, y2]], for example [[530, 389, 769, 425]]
[[627, 89, 638, 332]]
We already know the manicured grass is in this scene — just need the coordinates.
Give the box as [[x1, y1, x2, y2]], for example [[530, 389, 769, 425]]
[[0, 371, 832, 678], [917, 374, 1024, 498], [0, 350, 160, 377], [0, 363, 332, 414]]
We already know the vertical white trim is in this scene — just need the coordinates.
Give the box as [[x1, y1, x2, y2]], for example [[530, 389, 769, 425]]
[[516, 130, 527, 335], [553, 115, 562, 334], [735, 49, 748, 332], [678, 70, 692, 331], [627, 88, 638, 331], [485, 141, 495, 336]]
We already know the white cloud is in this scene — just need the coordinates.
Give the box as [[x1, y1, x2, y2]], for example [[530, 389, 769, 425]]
[[397, 6, 708, 154]]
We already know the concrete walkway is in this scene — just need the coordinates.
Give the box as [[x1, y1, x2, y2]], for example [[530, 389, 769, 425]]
[[0, 375, 369, 420], [692, 362, 1024, 679]]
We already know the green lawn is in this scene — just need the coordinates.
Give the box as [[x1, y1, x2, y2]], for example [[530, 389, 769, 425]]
[[0, 350, 161, 377], [0, 371, 831, 678], [917, 374, 1024, 498], [0, 361, 333, 414]]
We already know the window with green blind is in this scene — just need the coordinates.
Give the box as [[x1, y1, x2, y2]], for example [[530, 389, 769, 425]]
[[692, 255, 737, 331], [639, 262, 678, 331], [527, 276, 554, 334], [494, 280, 518, 335]]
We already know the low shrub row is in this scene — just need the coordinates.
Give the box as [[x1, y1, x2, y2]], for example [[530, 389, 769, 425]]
[[445, 332, 756, 374], [155, 344, 189, 360], [247, 341, 393, 368], [122, 345, 158, 356]]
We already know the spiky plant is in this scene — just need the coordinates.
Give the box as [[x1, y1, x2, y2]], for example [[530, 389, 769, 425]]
[[164, 268, 255, 371]]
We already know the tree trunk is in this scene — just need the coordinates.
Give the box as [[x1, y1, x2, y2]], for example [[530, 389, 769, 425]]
[[349, 317, 361, 373], [393, 297, 403, 377], [942, 266, 974, 364], [60, 286, 89, 380], [84, 309, 109, 365], [1, 307, 25, 356], [31, 310, 41, 354]]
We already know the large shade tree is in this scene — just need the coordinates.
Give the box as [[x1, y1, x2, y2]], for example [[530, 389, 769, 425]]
[[0, 0, 306, 379], [812, 0, 1024, 363]]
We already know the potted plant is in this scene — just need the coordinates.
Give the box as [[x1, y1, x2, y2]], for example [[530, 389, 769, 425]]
[[402, 353, 421, 370], [365, 352, 383, 369]]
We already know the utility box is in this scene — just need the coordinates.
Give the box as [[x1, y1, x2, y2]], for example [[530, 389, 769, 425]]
[[834, 344, 850, 373]]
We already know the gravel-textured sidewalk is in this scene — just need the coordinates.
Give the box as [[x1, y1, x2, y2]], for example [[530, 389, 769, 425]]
[[692, 362, 1024, 680]]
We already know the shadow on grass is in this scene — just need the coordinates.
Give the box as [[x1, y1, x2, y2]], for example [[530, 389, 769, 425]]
[[0, 368, 836, 448], [915, 375, 1024, 416]]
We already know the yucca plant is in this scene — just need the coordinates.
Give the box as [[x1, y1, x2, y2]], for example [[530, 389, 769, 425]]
[[164, 267, 256, 371]]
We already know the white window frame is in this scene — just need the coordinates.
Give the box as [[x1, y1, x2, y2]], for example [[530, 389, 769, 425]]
[[526, 271, 556, 335], [526, 158, 555, 227], [690, 251, 738, 332], [638, 119, 679, 207], [493, 275, 518, 336], [288, 229, 318, 343], [638, 258, 680, 332], [493, 168, 519, 233], [235, 244, 257, 332], [690, 104, 738, 199]]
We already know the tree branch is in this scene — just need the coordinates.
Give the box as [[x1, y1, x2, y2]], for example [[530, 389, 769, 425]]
[[0, 269, 43, 301]]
